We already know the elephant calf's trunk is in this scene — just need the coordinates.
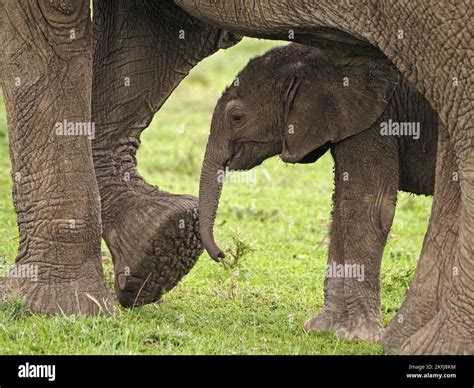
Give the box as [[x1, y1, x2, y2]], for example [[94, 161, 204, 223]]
[[198, 156, 226, 261]]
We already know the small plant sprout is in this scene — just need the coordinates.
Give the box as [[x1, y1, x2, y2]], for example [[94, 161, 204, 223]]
[[219, 232, 254, 298], [221, 232, 254, 272]]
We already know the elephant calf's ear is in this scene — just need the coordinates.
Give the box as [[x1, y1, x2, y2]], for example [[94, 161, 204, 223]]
[[283, 76, 303, 118], [280, 58, 400, 164]]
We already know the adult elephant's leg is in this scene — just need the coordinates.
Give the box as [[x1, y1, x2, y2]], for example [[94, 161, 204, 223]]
[[369, 3, 473, 354], [382, 125, 460, 353], [396, 127, 473, 355], [0, 1, 110, 314], [306, 128, 399, 343], [92, 0, 240, 307]]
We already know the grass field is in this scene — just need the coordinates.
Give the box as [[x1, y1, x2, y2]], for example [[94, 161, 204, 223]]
[[0, 38, 432, 354]]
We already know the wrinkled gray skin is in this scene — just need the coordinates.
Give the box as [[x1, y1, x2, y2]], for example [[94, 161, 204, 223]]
[[199, 43, 439, 343]]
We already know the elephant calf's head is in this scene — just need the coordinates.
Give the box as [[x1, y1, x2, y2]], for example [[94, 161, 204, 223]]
[[198, 43, 400, 261]]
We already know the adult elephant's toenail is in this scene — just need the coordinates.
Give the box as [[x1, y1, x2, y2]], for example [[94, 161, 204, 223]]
[[116, 272, 128, 291]]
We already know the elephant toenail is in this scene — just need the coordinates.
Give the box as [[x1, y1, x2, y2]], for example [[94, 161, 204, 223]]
[[117, 273, 128, 291]]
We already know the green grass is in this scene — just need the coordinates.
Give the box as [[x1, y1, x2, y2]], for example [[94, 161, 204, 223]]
[[0, 38, 432, 354]]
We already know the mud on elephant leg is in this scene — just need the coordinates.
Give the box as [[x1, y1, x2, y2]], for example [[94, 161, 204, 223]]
[[92, 0, 240, 306], [0, 1, 111, 314], [382, 126, 462, 353], [98, 176, 202, 307]]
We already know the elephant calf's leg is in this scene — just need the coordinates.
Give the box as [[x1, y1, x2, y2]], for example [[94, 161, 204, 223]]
[[306, 128, 399, 342], [0, 1, 111, 314], [304, 197, 350, 333], [304, 265, 348, 333], [92, 0, 239, 306]]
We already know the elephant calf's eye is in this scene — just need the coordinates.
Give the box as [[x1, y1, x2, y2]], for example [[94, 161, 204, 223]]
[[231, 113, 244, 123]]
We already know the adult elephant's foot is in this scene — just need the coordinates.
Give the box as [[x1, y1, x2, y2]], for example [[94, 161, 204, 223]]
[[381, 256, 443, 353], [381, 237, 457, 353], [335, 316, 384, 343], [382, 199, 458, 353], [101, 183, 202, 307], [304, 308, 347, 333], [0, 262, 113, 315], [400, 310, 474, 355], [395, 215, 474, 355], [382, 293, 439, 353]]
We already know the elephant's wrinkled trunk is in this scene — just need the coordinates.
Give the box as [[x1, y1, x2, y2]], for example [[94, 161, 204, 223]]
[[198, 143, 227, 261]]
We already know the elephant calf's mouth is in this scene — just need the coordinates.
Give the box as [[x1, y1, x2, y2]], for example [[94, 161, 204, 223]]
[[297, 143, 331, 164], [229, 140, 282, 170]]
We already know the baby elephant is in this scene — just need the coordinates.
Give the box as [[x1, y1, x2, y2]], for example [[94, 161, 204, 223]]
[[198, 43, 438, 342]]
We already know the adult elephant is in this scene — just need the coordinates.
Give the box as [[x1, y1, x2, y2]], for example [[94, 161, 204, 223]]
[[0, 0, 471, 355]]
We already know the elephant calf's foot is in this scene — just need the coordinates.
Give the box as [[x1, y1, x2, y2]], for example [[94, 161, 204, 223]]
[[102, 187, 202, 307], [305, 309, 383, 343], [0, 264, 113, 315], [304, 308, 348, 333], [335, 316, 384, 343]]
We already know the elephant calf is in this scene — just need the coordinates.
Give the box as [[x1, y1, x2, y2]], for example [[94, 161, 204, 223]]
[[198, 43, 438, 342]]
